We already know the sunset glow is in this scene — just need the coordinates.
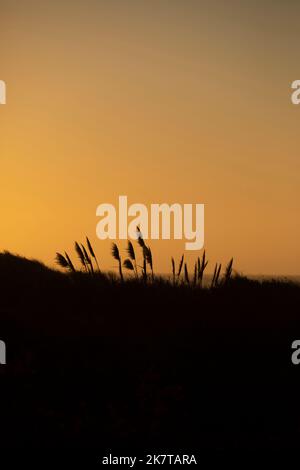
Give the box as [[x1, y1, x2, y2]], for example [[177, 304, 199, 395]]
[[1, 0, 300, 274]]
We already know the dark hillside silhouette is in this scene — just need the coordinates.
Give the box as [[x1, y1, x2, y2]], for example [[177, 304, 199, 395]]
[[0, 251, 299, 456]]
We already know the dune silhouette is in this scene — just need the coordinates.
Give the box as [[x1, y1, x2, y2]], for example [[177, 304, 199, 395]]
[[0, 249, 299, 453]]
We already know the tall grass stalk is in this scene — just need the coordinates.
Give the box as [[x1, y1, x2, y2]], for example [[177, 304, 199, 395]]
[[184, 263, 190, 285], [75, 242, 88, 272], [224, 258, 233, 284], [177, 255, 184, 282], [86, 237, 101, 273], [171, 257, 175, 285], [81, 244, 94, 275], [126, 241, 138, 278], [111, 243, 123, 282]]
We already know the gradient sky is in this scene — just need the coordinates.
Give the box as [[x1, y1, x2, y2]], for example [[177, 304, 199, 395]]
[[1, 0, 300, 275]]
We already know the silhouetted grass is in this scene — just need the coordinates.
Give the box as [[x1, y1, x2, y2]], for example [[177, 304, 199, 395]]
[[0, 249, 299, 452], [55, 234, 232, 288]]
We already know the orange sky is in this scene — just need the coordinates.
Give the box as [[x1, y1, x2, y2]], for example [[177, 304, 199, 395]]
[[1, 0, 300, 275]]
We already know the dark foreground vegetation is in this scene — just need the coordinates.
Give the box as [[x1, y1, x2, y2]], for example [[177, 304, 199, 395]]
[[0, 250, 300, 459]]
